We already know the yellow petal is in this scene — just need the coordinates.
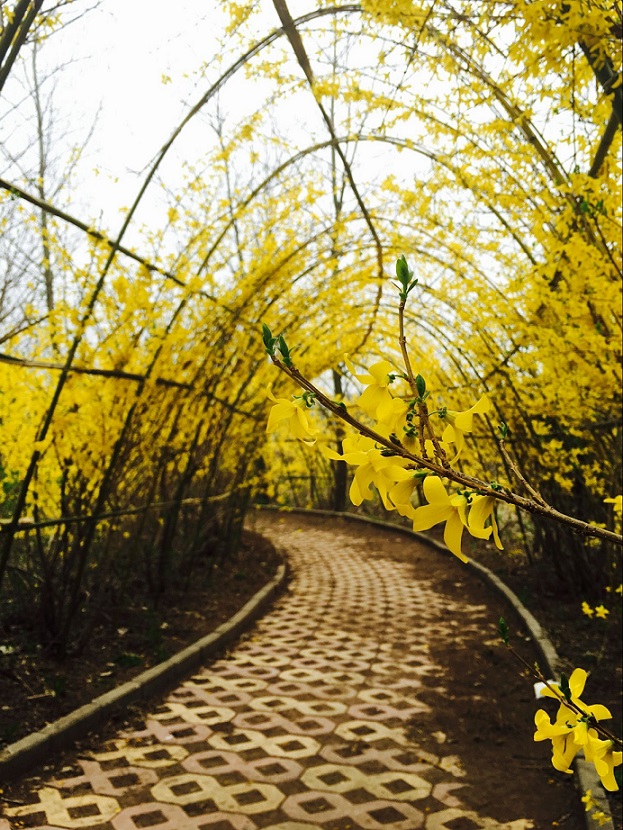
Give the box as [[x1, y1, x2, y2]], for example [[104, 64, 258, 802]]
[[389, 477, 416, 507], [538, 683, 563, 701], [394, 499, 417, 520], [353, 465, 375, 503], [376, 390, 401, 423], [453, 395, 491, 432], [412, 503, 452, 531], [266, 401, 296, 432], [292, 407, 317, 442], [368, 359, 394, 384], [585, 704, 612, 722], [534, 708, 570, 739], [344, 354, 368, 384], [468, 495, 503, 546], [422, 475, 451, 506], [444, 511, 468, 562], [534, 709, 553, 740], [593, 753, 620, 792], [490, 511, 504, 550], [358, 385, 388, 417], [450, 492, 468, 526], [349, 474, 366, 506], [468, 495, 493, 533], [321, 444, 344, 461], [568, 668, 588, 700], [442, 423, 465, 459]]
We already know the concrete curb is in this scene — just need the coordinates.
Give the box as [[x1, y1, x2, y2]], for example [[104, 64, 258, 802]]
[[0, 559, 287, 781], [257, 505, 614, 830]]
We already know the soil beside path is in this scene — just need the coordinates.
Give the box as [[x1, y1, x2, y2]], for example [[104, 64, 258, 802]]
[[2, 512, 585, 829]]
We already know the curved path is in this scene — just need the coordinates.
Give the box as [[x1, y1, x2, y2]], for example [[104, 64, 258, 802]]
[[2, 512, 582, 830]]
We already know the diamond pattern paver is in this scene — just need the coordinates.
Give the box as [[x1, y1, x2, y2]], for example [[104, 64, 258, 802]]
[[4, 514, 534, 830]]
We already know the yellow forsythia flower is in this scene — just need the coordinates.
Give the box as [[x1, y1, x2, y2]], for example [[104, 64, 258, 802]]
[[345, 356, 408, 430], [440, 395, 490, 459], [467, 495, 504, 550], [411, 475, 469, 562], [323, 434, 412, 511], [534, 668, 622, 791], [265, 387, 318, 443]]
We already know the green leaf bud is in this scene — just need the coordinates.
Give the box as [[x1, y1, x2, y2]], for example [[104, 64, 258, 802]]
[[262, 323, 275, 354], [560, 673, 572, 702], [396, 254, 410, 284], [276, 334, 293, 367], [498, 616, 510, 645]]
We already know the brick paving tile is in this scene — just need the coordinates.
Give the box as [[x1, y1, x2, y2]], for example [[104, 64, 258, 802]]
[[4, 513, 535, 830]]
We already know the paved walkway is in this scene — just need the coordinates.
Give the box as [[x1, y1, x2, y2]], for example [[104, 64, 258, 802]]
[[3, 513, 539, 830]]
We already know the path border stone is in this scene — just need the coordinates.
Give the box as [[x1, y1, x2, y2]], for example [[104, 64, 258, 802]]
[[257, 505, 614, 830], [0, 557, 287, 781]]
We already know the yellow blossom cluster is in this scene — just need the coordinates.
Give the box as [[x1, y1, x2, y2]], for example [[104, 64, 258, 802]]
[[266, 353, 502, 562], [535, 669, 622, 792], [581, 790, 611, 826]]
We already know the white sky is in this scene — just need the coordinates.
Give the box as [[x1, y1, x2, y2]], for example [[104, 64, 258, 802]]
[[1, 1, 301, 236], [3, 0, 434, 266]]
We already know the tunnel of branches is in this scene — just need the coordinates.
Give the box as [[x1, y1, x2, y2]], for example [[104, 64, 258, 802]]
[[0, 1, 621, 654]]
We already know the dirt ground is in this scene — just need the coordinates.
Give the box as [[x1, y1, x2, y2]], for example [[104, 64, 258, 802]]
[[0, 529, 282, 749]]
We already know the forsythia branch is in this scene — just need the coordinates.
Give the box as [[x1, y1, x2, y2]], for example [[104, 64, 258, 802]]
[[269, 354, 622, 548]]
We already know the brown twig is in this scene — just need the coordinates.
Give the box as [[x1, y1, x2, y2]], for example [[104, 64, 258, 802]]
[[499, 438, 548, 507]]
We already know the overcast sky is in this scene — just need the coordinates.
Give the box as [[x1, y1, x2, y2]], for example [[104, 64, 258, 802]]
[[2, 0, 465, 264], [2, 1, 299, 235]]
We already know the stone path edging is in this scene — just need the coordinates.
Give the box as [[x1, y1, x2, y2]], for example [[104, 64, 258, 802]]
[[257, 506, 613, 830], [0, 559, 287, 781]]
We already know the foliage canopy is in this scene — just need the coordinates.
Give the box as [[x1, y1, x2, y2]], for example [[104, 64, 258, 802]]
[[0, 0, 620, 648]]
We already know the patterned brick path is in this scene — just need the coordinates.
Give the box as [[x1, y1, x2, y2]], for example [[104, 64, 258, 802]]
[[3, 513, 534, 830]]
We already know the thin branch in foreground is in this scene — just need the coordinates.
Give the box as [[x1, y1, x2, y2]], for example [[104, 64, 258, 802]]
[[269, 354, 622, 549]]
